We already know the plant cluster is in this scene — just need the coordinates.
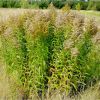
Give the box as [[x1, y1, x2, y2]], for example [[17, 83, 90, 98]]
[[0, 6, 100, 100]]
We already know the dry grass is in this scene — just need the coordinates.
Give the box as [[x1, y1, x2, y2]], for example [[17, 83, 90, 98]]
[[79, 10, 100, 30], [0, 62, 11, 99]]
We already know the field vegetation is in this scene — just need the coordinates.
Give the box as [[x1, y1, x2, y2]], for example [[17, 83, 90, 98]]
[[0, 2, 100, 100], [0, 0, 100, 11]]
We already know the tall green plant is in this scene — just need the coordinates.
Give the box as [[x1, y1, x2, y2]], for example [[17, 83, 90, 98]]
[[0, 9, 99, 100]]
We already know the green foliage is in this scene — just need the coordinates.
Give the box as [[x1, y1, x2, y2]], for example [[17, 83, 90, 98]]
[[87, 1, 100, 11], [76, 3, 81, 11], [0, 9, 99, 99], [96, 1, 100, 11], [80, 1, 88, 10], [20, 0, 29, 8], [29, 3, 39, 9], [0, 0, 21, 8], [0, 0, 100, 11], [52, 0, 65, 9], [91, 4, 97, 11], [38, 0, 49, 9]]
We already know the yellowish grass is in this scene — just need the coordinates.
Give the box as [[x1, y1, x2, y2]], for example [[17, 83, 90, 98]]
[[0, 63, 10, 99]]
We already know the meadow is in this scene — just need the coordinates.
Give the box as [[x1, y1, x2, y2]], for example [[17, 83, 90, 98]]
[[0, 4, 100, 100]]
